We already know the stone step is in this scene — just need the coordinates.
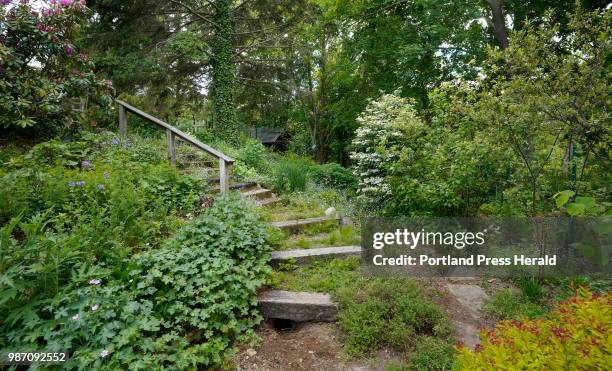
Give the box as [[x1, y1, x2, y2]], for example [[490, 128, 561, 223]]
[[257, 290, 338, 322], [255, 196, 282, 206], [206, 176, 240, 184], [269, 216, 343, 234], [209, 181, 258, 193], [270, 246, 361, 267], [241, 187, 273, 200]]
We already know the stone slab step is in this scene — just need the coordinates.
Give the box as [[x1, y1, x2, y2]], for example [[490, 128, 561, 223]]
[[270, 246, 361, 266], [257, 290, 338, 322], [255, 196, 281, 206], [209, 181, 258, 193], [206, 176, 240, 184], [269, 216, 342, 234], [242, 188, 273, 200]]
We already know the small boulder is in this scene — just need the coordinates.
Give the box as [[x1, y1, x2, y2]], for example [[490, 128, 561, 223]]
[[324, 207, 336, 216], [246, 348, 257, 357]]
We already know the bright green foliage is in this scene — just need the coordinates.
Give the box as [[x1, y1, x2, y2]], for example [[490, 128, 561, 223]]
[[236, 139, 271, 173], [350, 7, 610, 217], [392, 336, 456, 371], [456, 288, 612, 370], [0, 133, 207, 356], [484, 289, 546, 321], [469, 7, 611, 214], [553, 190, 608, 216], [309, 162, 357, 191], [0, 132, 203, 225], [1, 193, 272, 369], [0, 1, 113, 131]]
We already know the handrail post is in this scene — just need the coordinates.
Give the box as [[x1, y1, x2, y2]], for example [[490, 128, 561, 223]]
[[166, 129, 176, 167], [219, 159, 230, 195], [118, 104, 127, 137]]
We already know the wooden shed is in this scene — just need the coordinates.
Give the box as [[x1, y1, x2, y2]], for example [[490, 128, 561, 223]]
[[249, 127, 290, 150]]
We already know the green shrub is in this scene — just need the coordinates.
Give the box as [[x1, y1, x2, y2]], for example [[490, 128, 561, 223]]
[[406, 337, 455, 370], [0, 133, 204, 225], [484, 289, 546, 320], [309, 163, 357, 191], [236, 140, 270, 172], [456, 288, 611, 370], [0, 195, 272, 369]]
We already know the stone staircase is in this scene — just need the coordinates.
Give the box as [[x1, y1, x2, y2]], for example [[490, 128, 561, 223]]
[[256, 213, 360, 323], [205, 177, 281, 206]]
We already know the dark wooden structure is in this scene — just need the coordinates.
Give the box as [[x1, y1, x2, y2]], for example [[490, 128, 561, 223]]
[[249, 127, 290, 150]]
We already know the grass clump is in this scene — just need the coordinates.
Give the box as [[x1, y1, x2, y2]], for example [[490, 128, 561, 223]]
[[484, 288, 546, 320], [272, 159, 311, 193], [271, 257, 454, 365]]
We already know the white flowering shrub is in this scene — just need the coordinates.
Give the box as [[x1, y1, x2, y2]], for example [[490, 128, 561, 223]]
[[350, 93, 425, 204]]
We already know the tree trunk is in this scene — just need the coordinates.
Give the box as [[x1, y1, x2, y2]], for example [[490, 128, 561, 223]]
[[211, 0, 237, 141], [486, 0, 509, 50]]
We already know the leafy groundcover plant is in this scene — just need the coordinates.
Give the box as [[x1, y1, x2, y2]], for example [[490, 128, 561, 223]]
[[0, 132, 273, 369], [455, 288, 611, 370], [1, 192, 272, 369]]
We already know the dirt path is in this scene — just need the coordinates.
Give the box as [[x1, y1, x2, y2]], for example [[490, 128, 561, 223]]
[[233, 321, 399, 371]]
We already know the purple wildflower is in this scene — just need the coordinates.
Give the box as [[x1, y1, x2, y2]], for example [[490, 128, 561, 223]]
[[97, 184, 105, 190], [103, 172, 110, 179], [59, 0, 72, 6], [111, 138, 120, 145], [89, 278, 101, 285], [1, 0, 11, 6], [100, 350, 109, 358], [68, 181, 76, 187], [76, 180, 86, 187], [81, 160, 90, 167], [64, 44, 73, 55]]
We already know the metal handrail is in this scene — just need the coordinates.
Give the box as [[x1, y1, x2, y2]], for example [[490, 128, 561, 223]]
[[116, 100, 234, 194]]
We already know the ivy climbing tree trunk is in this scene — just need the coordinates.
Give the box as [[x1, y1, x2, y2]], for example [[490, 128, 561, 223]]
[[486, 0, 509, 50], [211, 0, 237, 141]]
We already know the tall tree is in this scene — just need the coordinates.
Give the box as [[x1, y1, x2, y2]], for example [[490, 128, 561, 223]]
[[85, 0, 304, 140], [482, 0, 609, 49], [210, 0, 237, 139]]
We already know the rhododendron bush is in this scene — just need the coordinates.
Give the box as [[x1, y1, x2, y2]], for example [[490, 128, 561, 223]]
[[0, 0, 112, 130], [456, 288, 612, 370]]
